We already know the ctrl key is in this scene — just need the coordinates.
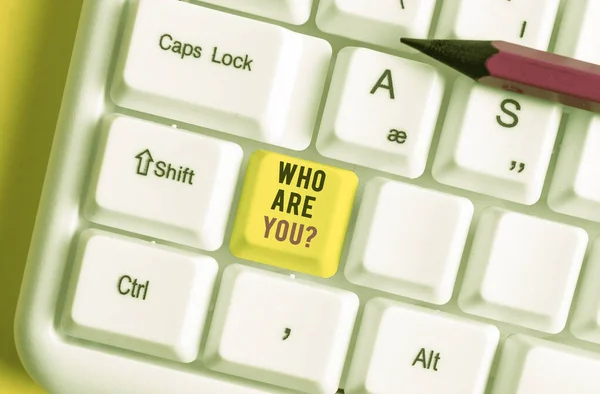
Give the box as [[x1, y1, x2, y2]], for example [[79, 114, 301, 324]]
[[62, 229, 218, 362]]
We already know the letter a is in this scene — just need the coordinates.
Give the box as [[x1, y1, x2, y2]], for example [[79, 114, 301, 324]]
[[370, 69, 395, 99], [411, 348, 427, 368], [270, 189, 285, 212]]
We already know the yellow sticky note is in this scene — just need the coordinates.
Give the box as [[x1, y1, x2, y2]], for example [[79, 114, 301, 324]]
[[230, 150, 358, 278]]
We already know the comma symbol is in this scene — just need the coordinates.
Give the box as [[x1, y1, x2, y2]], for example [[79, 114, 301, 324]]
[[283, 328, 291, 340]]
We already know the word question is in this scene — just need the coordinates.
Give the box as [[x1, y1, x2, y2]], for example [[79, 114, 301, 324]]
[[265, 161, 326, 248], [264, 216, 317, 248]]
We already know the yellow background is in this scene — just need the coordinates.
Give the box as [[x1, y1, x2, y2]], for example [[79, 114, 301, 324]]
[[0, 0, 83, 392]]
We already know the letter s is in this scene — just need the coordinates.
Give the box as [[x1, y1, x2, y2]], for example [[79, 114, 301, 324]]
[[159, 33, 173, 50], [496, 98, 521, 128], [154, 161, 166, 177]]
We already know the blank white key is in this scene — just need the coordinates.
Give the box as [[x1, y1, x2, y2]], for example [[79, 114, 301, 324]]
[[85, 115, 242, 251], [436, 0, 560, 50], [317, 47, 444, 178], [111, 0, 331, 150], [458, 208, 587, 333], [200, 0, 313, 25], [491, 334, 600, 394], [548, 112, 600, 222], [62, 229, 218, 362], [345, 178, 473, 305], [204, 264, 358, 393], [554, 0, 600, 65], [432, 77, 561, 204], [570, 236, 600, 344], [316, 0, 437, 50], [346, 298, 499, 394]]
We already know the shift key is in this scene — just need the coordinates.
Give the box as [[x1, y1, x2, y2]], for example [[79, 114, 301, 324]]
[[85, 115, 243, 251]]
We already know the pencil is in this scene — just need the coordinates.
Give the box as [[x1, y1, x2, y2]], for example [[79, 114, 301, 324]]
[[400, 38, 600, 113]]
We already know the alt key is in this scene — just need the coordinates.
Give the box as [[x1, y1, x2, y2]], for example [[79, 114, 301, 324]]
[[345, 298, 499, 394]]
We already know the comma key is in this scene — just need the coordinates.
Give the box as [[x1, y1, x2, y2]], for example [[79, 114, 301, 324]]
[[204, 264, 359, 393], [230, 150, 358, 278]]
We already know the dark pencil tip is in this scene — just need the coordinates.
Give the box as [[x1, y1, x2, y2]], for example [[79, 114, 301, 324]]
[[399, 38, 497, 80], [400, 38, 429, 51]]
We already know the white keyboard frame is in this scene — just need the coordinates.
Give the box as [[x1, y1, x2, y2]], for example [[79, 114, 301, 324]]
[[16, 0, 600, 393]]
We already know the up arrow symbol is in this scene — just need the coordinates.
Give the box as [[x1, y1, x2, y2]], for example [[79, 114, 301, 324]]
[[135, 149, 154, 176]]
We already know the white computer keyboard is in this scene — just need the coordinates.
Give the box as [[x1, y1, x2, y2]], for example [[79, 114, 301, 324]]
[[14, 0, 600, 393]]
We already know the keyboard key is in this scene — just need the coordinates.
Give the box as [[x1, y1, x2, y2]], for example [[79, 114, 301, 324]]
[[491, 334, 600, 394], [345, 298, 499, 394], [458, 208, 587, 333], [345, 178, 473, 305], [111, 0, 331, 150], [432, 77, 561, 204], [230, 150, 358, 278], [62, 230, 218, 362], [570, 236, 600, 343], [548, 112, 600, 222], [204, 264, 359, 393], [199, 0, 313, 25], [436, 0, 560, 50], [85, 115, 242, 251], [554, 0, 600, 65], [316, 47, 444, 178], [316, 0, 437, 50]]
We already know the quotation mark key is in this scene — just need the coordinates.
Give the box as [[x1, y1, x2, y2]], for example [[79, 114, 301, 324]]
[[510, 160, 525, 173]]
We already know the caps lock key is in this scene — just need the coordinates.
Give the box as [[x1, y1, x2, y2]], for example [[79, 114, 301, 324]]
[[111, 0, 331, 150]]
